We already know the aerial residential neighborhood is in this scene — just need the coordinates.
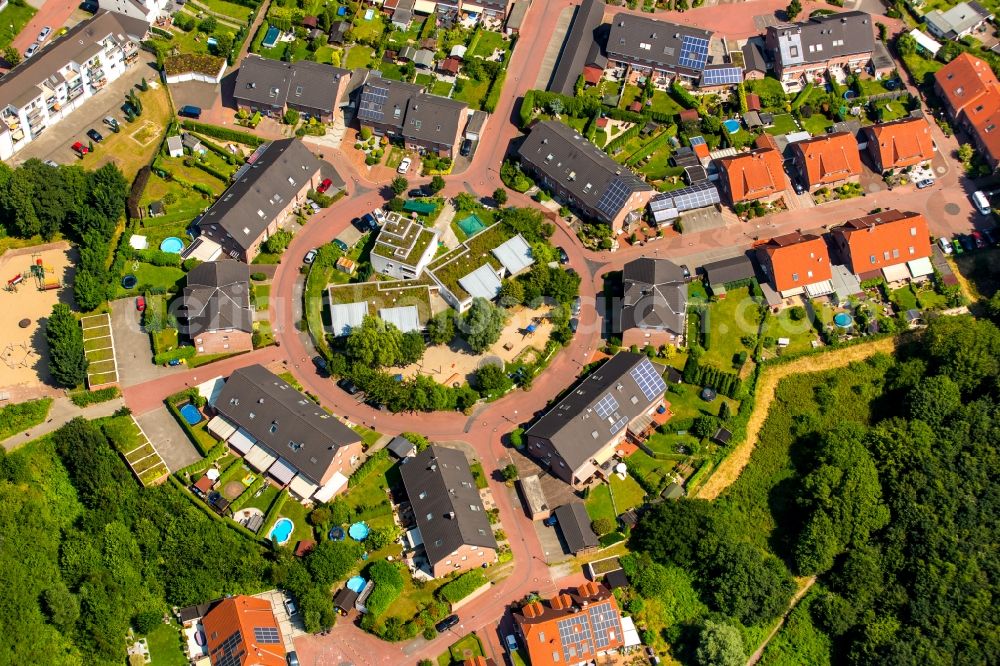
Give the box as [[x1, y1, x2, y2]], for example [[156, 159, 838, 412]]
[[0, 0, 997, 663]]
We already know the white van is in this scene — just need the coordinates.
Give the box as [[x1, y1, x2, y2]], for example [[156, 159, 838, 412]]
[[972, 190, 991, 215]]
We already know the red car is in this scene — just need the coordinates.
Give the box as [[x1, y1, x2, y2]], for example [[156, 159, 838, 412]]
[[317, 178, 333, 194], [71, 141, 89, 156], [135, 295, 146, 312], [972, 231, 986, 249]]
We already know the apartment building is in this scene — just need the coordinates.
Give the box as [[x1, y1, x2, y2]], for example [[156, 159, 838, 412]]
[[0, 11, 147, 160]]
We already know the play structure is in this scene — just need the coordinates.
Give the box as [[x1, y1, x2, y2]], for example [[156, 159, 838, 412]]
[[28, 255, 60, 291], [2, 342, 38, 370], [5, 274, 23, 292]]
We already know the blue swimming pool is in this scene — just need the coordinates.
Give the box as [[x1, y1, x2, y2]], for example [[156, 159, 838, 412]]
[[179, 403, 203, 425], [834, 312, 854, 329], [262, 24, 280, 48], [348, 521, 369, 541], [722, 119, 741, 134], [346, 576, 366, 593], [269, 518, 293, 544], [160, 236, 184, 253]]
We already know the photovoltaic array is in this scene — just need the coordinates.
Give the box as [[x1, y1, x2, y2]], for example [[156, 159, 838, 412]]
[[678, 35, 709, 70], [630, 358, 667, 401]]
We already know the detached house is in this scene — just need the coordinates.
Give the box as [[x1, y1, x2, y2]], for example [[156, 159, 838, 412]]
[[180, 261, 254, 354], [195, 139, 329, 263], [399, 446, 498, 578], [755, 231, 833, 299], [764, 11, 876, 88], [517, 120, 654, 232], [863, 117, 935, 172], [614, 258, 687, 348], [934, 52, 1000, 169], [716, 147, 788, 205], [233, 55, 351, 122], [202, 596, 285, 666], [791, 132, 862, 190], [831, 209, 933, 282], [524, 352, 666, 488]]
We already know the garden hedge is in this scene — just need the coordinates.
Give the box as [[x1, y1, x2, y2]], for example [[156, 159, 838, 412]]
[[349, 449, 389, 488], [180, 120, 264, 147], [364, 560, 405, 618], [437, 570, 488, 604], [70, 387, 120, 407]]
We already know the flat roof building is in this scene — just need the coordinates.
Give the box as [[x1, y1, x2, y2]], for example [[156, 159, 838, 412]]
[[369, 212, 440, 280]]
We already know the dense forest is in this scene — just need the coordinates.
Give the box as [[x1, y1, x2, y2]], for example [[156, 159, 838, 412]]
[[627, 314, 1000, 665]]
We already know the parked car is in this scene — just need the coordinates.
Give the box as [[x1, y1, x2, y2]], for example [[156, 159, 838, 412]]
[[168, 358, 182, 366], [569, 317, 579, 333], [360, 214, 379, 232], [121, 101, 138, 116], [793, 179, 805, 195], [960, 234, 976, 252], [135, 296, 146, 312], [571, 296, 581, 316], [24, 43, 39, 58], [397, 157, 411, 174], [972, 230, 986, 249], [303, 249, 318, 264], [312, 356, 329, 372], [286, 652, 300, 666], [103, 116, 119, 130], [37, 26, 51, 42], [71, 141, 89, 156], [284, 599, 297, 616], [916, 178, 935, 189], [372, 208, 387, 223], [333, 239, 349, 252], [317, 178, 333, 194], [557, 246, 569, 264], [952, 238, 964, 255], [435, 615, 460, 633], [542, 514, 558, 527], [178, 105, 202, 119], [505, 634, 518, 652], [338, 378, 361, 395], [80, 0, 98, 12], [681, 264, 691, 281], [937, 237, 953, 255], [43, 160, 58, 168], [408, 187, 426, 198], [86, 128, 103, 143], [460, 138, 473, 157]]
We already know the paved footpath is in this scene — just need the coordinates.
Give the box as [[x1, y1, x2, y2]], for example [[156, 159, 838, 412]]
[[1, 395, 125, 450]]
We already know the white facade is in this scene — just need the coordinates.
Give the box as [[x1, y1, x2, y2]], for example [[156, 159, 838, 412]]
[[99, 0, 170, 23], [0, 13, 143, 160]]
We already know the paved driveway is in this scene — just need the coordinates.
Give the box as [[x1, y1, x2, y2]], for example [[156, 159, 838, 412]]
[[109, 298, 176, 388], [135, 407, 201, 472], [10, 52, 160, 166]]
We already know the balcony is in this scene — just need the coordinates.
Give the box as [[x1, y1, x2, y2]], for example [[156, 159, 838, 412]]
[[67, 86, 84, 101]]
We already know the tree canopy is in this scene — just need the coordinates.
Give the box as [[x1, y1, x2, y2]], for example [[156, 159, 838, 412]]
[[46, 304, 88, 388], [461, 298, 505, 353]]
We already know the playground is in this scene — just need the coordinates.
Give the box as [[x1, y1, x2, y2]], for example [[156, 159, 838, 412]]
[[0, 243, 75, 393]]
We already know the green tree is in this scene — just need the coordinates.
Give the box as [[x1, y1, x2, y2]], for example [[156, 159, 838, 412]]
[[475, 364, 512, 394], [46, 304, 88, 388], [462, 298, 505, 353], [591, 517, 616, 536], [696, 621, 746, 666], [345, 316, 404, 368], [785, 0, 802, 20], [198, 16, 217, 33], [501, 464, 519, 482], [454, 192, 478, 211], [498, 279, 525, 307], [923, 315, 1000, 393], [896, 32, 917, 57], [306, 540, 363, 588], [428, 175, 446, 193], [298, 585, 336, 633], [2, 46, 20, 66], [212, 31, 234, 56], [493, 187, 508, 205], [706, 541, 795, 625], [328, 498, 350, 525], [391, 176, 408, 195], [283, 108, 300, 125], [426, 310, 455, 345], [263, 229, 293, 254], [398, 331, 425, 366], [958, 143, 974, 166], [41, 584, 80, 633], [907, 374, 961, 427]]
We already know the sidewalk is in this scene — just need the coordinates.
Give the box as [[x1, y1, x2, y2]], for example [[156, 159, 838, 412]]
[[1, 395, 125, 451]]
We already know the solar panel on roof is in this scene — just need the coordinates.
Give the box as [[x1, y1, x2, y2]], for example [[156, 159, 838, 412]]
[[596, 177, 633, 218], [588, 601, 623, 648], [609, 416, 629, 435], [701, 67, 743, 86], [253, 626, 281, 644], [689, 135, 706, 146], [630, 358, 667, 401], [357, 85, 388, 122], [594, 393, 620, 419], [678, 35, 709, 71], [648, 181, 720, 214]]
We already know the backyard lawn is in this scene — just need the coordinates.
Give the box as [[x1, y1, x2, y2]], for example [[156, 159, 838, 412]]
[[350, 11, 385, 42], [874, 99, 910, 122], [800, 113, 833, 135], [439, 634, 485, 666], [700, 285, 763, 370], [0, 3, 37, 50], [341, 454, 399, 531], [764, 113, 799, 136], [759, 306, 820, 355], [145, 621, 187, 666], [345, 45, 374, 69], [351, 424, 383, 449], [745, 77, 788, 109], [585, 474, 646, 523], [469, 30, 506, 58], [196, 0, 253, 21], [658, 382, 737, 424], [430, 79, 453, 97], [116, 262, 186, 297], [901, 52, 944, 86], [649, 90, 683, 116]]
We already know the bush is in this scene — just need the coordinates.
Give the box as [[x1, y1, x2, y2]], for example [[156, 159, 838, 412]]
[[0, 398, 53, 440], [591, 517, 617, 536], [348, 449, 389, 487], [179, 120, 264, 146], [251, 272, 267, 281], [510, 427, 525, 448], [70, 387, 120, 407], [437, 570, 488, 604], [364, 560, 405, 618]]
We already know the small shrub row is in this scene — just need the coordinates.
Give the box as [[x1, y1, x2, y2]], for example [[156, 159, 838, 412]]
[[348, 449, 389, 488], [437, 570, 488, 604], [70, 387, 120, 407]]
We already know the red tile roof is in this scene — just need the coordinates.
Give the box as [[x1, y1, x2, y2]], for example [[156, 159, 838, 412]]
[[583, 65, 603, 85], [294, 540, 316, 557], [194, 475, 214, 494], [679, 108, 700, 123], [203, 596, 285, 666], [755, 133, 779, 151], [831, 209, 931, 275], [692, 142, 710, 160], [718, 148, 788, 203], [746, 92, 762, 111], [864, 117, 934, 171], [628, 101, 643, 113], [515, 583, 625, 666], [934, 53, 1000, 165], [793, 132, 862, 187], [596, 117, 609, 128], [439, 57, 461, 75], [757, 232, 832, 293]]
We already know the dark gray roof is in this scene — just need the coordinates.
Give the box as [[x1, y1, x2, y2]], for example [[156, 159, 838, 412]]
[[607, 13, 714, 75], [333, 587, 358, 611], [768, 11, 874, 67], [742, 41, 767, 73], [328, 21, 349, 43], [525, 352, 666, 472], [234, 55, 349, 114], [214, 365, 361, 485], [403, 94, 468, 145], [413, 49, 436, 67], [197, 139, 324, 253], [517, 121, 652, 222], [181, 261, 253, 335], [619, 258, 687, 336], [506, 1, 529, 30], [357, 73, 424, 130], [555, 502, 600, 553], [177, 599, 220, 624], [702, 253, 756, 286], [0, 11, 147, 110], [399, 446, 498, 566], [548, 0, 607, 95], [387, 435, 416, 458], [604, 568, 629, 589]]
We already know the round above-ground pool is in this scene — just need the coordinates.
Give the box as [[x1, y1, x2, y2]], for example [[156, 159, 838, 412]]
[[269, 518, 294, 544], [346, 576, 366, 593], [121, 274, 137, 289], [843, 90, 857, 100], [328, 526, 345, 541], [160, 236, 185, 254], [722, 118, 741, 134], [834, 312, 854, 329], [179, 403, 203, 425], [348, 521, 369, 541]]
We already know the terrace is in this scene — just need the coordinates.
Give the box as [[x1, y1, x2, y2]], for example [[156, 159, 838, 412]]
[[371, 214, 437, 267], [426, 222, 512, 302]]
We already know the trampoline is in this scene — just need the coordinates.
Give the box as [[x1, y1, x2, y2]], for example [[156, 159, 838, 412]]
[[843, 90, 856, 100], [160, 237, 184, 254], [179, 403, 203, 425], [348, 521, 369, 541], [722, 119, 741, 134], [328, 526, 345, 541], [700, 387, 717, 402], [121, 274, 137, 289], [346, 576, 366, 593], [457, 214, 486, 237]]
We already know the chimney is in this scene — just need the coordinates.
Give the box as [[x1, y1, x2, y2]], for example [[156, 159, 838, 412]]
[[523, 603, 538, 619], [551, 595, 564, 610]]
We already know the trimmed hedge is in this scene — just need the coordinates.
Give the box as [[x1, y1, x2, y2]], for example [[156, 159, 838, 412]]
[[671, 80, 699, 109], [175, 442, 227, 477], [260, 489, 289, 540], [70, 387, 121, 407], [349, 449, 389, 488], [192, 159, 231, 183], [180, 120, 265, 147], [791, 83, 814, 111], [364, 560, 405, 618], [437, 570, 488, 604], [154, 346, 197, 365]]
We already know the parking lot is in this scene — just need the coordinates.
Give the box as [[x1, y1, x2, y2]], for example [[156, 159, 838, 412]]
[[9, 51, 160, 166]]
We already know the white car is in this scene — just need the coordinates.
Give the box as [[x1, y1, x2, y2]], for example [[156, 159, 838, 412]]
[[397, 157, 411, 174], [303, 249, 317, 264], [937, 237, 953, 255], [37, 26, 51, 42], [24, 43, 39, 59], [505, 635, 518, 653]]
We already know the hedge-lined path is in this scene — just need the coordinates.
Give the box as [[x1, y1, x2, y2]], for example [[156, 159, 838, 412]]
[[0, 395, 125, 451]]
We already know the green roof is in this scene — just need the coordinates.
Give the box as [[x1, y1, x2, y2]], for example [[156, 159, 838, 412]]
[[371, 213, 438, 267], [426, 222, 513, 302], [326, 281, 433, 324], [403, 200, 437, 214]]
